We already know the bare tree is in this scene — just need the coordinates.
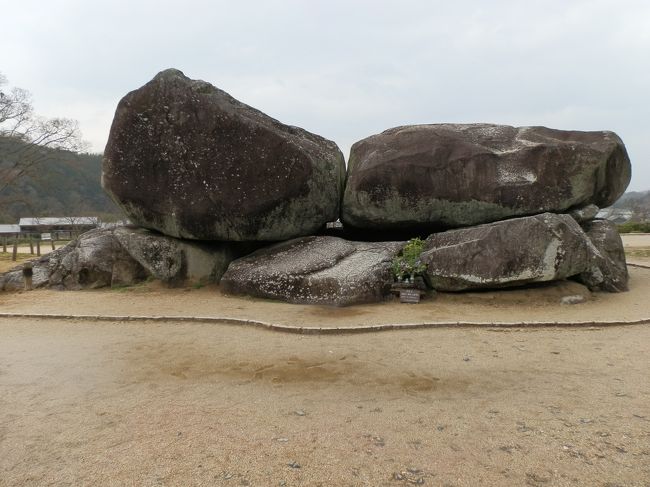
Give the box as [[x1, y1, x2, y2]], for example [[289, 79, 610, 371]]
[[0, 72, 85, 194], [61, 215, 99, 238]]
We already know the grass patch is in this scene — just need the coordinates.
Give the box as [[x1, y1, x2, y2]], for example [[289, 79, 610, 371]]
[[618, 222, 650, 233]]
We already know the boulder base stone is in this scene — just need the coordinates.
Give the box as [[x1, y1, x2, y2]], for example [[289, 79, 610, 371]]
[[342, 124, 631, 231], [113, 227, 251, 285], [221, 236, 404, 306], [0, 227, 247, 291], [103, 69, 346, 241], [421, 213, 596, 291], [568, 204, 600, 223], [0, 229, 147, 291], [577, 220, 629, 292]]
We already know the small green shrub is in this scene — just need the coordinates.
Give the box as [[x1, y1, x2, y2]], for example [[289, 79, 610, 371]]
[[618, 222, 650, 233], [391, 238, 427, 281]]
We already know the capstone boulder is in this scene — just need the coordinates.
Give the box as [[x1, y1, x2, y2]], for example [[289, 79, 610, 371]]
[[103, 69, 346, 241], [342, 124, 631, 231]]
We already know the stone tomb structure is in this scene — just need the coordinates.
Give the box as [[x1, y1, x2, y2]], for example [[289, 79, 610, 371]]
[[0, 69, 632, 305]]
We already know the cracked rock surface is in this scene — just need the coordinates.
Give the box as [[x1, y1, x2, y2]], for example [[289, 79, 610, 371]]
[[421, 213, 598, 291], [576, 219, 629, 292], [220, 236, 404, 306], [0, 227, 247, 291]]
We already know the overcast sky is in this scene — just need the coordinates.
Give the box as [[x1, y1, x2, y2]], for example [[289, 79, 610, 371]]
[[2, 0, 648, 190]]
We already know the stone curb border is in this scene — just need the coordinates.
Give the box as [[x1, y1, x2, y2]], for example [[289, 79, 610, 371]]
[[628, 262, 650, 269], [0, 312, 648, 335]]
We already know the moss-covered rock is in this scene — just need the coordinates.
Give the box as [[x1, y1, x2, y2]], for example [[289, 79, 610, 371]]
[[342, 124, 631, 231], [103, 69, 345, 241]]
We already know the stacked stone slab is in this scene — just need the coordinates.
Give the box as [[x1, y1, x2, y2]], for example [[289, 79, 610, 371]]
[[340, 123, 631, 294], [2, 71, 633, 303]]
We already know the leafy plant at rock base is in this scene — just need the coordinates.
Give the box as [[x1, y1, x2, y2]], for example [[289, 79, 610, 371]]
[[391, 237, 428, 281]]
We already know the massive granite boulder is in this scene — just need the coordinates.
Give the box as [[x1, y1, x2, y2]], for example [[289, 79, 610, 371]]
[[103, 69, 346, 241], [342, 124, 631, 231], [576, 220, 629, 292], [0, 227, 248, 291], [420, 213, 597, 291], [221, 236, 404, 306]]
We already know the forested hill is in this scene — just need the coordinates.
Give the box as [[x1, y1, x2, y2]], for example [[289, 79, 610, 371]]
[[0, 137, 122, 223]]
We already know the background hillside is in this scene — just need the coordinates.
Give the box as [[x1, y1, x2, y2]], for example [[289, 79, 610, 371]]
[[611, 190, 650, 221], [0, 137, 123, 223]]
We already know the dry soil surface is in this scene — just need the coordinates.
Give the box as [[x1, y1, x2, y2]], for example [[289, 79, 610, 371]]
[[1, 267, 650, 329], [1, 236, 650, 486], [622, 233, 650, 266], [1, 318, 649, 486]]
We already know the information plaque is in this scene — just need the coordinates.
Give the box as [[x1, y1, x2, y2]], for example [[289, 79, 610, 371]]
[[399, 288, 421, 304]]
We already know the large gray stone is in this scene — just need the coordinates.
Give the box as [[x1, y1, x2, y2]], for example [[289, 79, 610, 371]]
[[46, 228, 147, 290], [113, 226, 250, 285], [103, 69, 346, 241], [0, 261, 50, 292], [576, 220, 629, 292], [421, 213, 597, 291], [0, 229, 148, 291], [220, 236, 404, 306], [342, 124, 631, 231], [0, 227, 248, 291]]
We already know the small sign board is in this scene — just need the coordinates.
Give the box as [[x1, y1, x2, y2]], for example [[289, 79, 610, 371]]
[[399, 288, 421, 304]]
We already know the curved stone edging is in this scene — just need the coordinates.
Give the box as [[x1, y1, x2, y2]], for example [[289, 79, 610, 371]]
[[627, 262, 650, 269], [0, 312, 648, 335]]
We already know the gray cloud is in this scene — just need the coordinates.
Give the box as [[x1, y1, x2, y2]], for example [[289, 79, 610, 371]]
[[3, 0, 648, 189]]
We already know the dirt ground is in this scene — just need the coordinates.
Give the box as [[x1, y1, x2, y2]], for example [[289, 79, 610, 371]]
[[0, 235, 649, 486], [1, 267, 650, 329], [622, 233, 650, 266], [1, 319, 649, 486]]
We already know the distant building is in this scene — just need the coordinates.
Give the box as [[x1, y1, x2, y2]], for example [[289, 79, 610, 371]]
[[0, 224, 21, 237], [18, 217, 98, 239], [595, 208, 633, 224]]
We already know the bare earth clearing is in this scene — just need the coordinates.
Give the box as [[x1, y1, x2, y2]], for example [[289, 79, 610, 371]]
[[0, 235, 649, 486]]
